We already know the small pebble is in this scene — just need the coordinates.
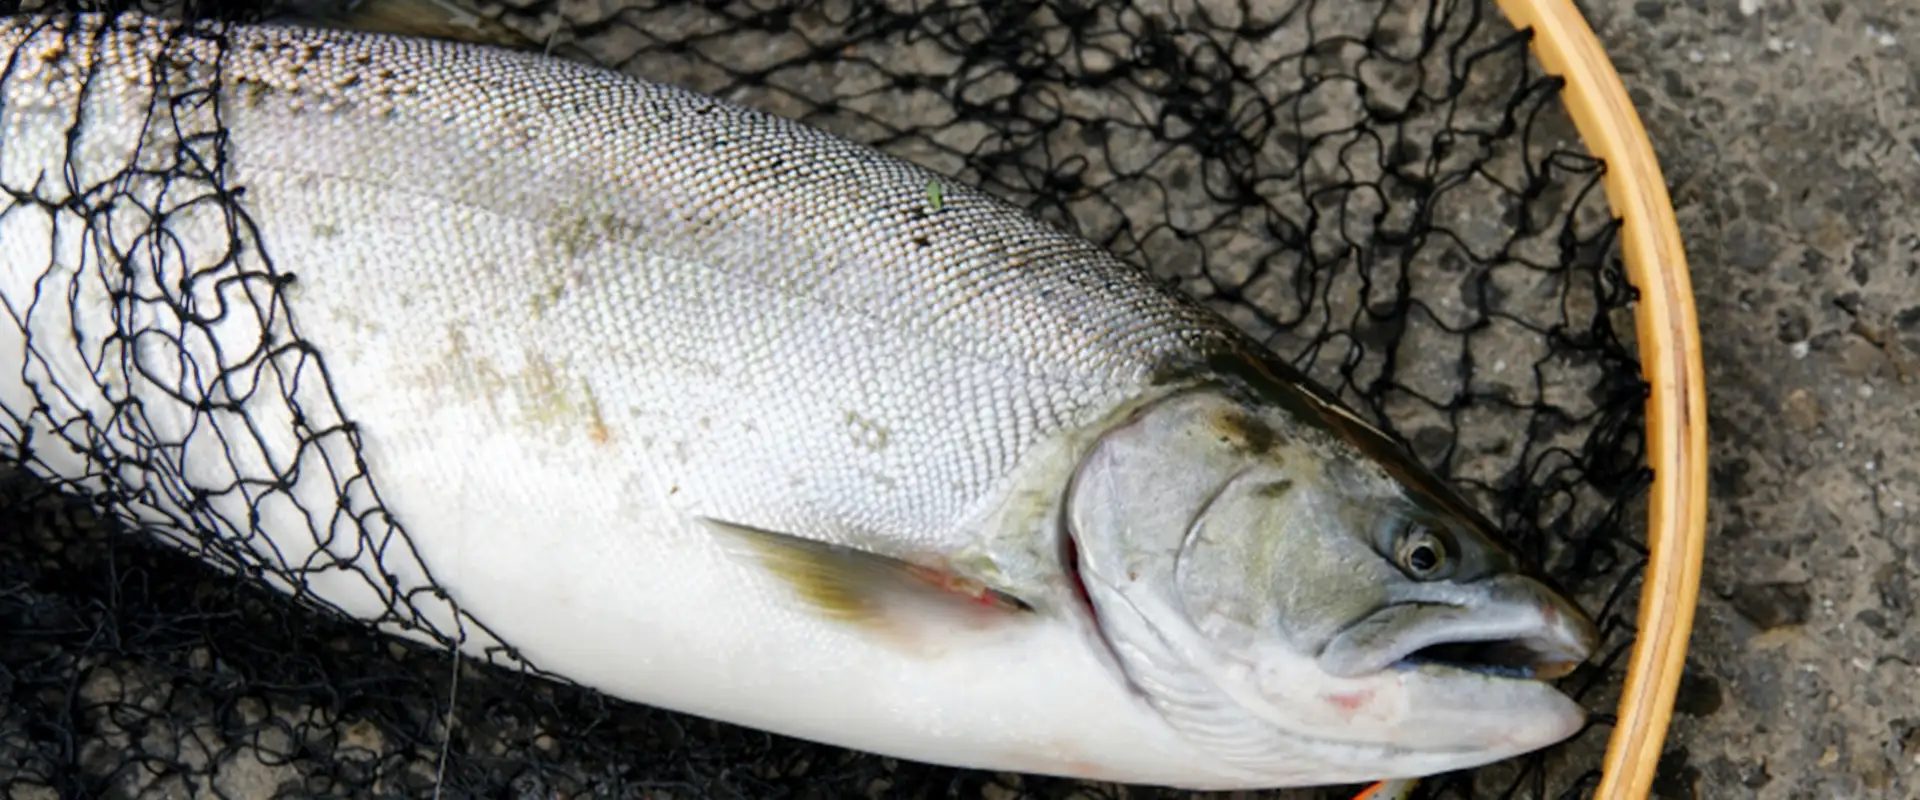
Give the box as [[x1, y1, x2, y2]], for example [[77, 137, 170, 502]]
[[1728, 582, 1812, 629]]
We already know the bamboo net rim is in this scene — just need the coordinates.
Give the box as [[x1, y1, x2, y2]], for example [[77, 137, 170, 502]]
[[1490, 2, 1710, 798]]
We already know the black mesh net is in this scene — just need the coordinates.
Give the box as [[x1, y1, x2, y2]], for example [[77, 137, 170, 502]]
[[0, 0, 1653, 798]]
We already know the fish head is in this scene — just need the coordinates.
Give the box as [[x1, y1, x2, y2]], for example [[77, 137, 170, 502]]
[[1063, 382, 1599, 786]]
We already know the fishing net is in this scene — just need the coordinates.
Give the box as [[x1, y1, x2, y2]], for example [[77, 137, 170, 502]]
[[0, 0, 1653, 798]]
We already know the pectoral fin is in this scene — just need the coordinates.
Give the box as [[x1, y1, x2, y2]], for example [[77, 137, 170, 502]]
[[700, 517, 1032, 633], [1351, 779, 1420, 800]]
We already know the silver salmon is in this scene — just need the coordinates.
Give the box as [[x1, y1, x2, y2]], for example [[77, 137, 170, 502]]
[[0, 11, 1597, 789]]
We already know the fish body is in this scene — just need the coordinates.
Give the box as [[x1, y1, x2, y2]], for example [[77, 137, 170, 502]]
[[0, 12, 1597, 789]]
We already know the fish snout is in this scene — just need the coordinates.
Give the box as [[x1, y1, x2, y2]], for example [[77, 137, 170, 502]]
[[1506, 576, 1601, 680], [1317, 574, 1599, 681]]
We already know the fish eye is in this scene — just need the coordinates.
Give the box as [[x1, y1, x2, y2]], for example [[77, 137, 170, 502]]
[[1394, 523, 1454, 580]]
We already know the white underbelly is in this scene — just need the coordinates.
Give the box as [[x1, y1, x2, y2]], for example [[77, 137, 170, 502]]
[[325, 390, 1215, 784]]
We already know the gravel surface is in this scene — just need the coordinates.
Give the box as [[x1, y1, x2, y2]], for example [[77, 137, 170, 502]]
[[1585, 0, 1920, 796]]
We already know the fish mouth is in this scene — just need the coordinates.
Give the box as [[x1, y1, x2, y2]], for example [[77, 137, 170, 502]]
[[1317, 575, 1599, 682], [1397, 637, 1584, 681]]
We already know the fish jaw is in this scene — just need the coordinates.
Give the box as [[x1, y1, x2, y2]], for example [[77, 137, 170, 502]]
[[1069, 568, 1587, 785]]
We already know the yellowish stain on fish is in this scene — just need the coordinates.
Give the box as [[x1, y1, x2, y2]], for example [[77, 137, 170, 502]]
[[844, 410, 889, 452], [545, 200, 643, 261], [1209, 407, 1278, 455], [529, 278, 567, 317], [425, 327, 611, 447], [584, 390, 611, 446]]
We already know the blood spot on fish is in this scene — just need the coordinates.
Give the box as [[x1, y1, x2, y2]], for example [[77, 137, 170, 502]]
[[1324, 690, 1373, 714], [902, 565, 1031, 613]]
